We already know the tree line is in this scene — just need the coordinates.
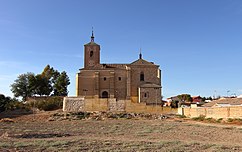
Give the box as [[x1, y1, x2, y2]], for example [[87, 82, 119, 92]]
[[10, 65, 70, 101]]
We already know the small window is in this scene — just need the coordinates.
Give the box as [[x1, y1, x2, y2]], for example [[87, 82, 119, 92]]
[[144, 92, 149, 98], [140, 72, 144, 81], [104, 77, 106, 81], [90, 51, 93, 57], [118, 77, 121, 81]]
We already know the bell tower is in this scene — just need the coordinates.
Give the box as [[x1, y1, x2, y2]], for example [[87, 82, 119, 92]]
[[84, 30, 100, 68]]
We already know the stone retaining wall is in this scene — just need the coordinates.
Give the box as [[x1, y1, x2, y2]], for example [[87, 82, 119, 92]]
[[63, 97, 177, 114]]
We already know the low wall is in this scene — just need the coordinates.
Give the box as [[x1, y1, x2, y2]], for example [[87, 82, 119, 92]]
[[63, 97, 109, 112], [179, 106, 242, 118], [63, 97, 177, 114], [125, 100, 176, 114]]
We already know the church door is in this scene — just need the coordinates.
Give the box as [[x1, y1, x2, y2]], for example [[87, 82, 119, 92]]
[[102, 91, 109, 98]]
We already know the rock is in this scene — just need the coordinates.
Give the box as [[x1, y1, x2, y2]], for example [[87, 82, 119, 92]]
[[0, 118, 15, 123]]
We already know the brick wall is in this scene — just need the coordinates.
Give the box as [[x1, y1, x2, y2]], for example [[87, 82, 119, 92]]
[[179, 106, 242, 118]]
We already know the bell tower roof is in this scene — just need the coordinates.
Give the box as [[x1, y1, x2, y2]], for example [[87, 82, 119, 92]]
[[91, 27, 94, 42], [84, 28, 99, 46], [139, 48, 142, 59]]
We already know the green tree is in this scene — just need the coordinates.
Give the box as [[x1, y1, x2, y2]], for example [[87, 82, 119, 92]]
[[177, 94, 192, 103], [41, 65, 53, 79], [11, 65, 70, 99], [41, 65, 60, 84], [0, 94, 8, 112], [41, 65, 70, 96], [10, 73, 35, 101], [53, 71, 70, 96], [33, 74, 52, 96]]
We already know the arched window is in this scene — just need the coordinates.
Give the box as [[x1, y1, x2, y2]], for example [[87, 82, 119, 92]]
[[90, 51, 93, 57], [140, 72, 144, 81]]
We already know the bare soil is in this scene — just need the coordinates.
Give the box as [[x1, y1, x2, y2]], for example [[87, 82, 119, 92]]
[[0, 110, 242, 152]]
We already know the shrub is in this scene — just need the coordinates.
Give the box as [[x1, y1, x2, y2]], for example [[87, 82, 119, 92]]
[[5, 101, 31, 111], [28, 97, 63, 111], [227, 118, 234, 123], [0, 94, 29, 112], [205, 117, 216, 123], [216, 118, 223, 123]]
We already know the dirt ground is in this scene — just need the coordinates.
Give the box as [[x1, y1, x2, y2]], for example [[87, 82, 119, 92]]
[[0, 110, 242, 152]]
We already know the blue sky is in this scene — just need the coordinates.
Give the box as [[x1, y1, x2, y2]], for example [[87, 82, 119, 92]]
[[0, 0, 242, 99]]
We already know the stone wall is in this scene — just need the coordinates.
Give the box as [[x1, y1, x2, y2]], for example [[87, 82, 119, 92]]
[[108, 99, 126, 112], [63, 97, 85, 112], [179, 106, 242, 118], [63, 97, 176, 114]]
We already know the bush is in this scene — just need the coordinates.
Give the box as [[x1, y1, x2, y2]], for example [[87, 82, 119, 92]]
[[28, 97, 63, 111], [227, 118, 234, 123], [205, 117, 216, 123], [216, 118, 223, 123], [0, 94, 28, 112], [5, 101, 31, 111]]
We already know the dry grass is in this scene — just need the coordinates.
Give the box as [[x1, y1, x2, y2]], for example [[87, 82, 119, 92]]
[[0, 111, 242, 151]]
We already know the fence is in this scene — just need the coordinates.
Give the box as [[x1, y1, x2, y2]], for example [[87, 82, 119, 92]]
[[179, 106, 242, 118]]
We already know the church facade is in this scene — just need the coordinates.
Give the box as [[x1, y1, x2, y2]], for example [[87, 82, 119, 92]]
[[76, 32, 162, 104]]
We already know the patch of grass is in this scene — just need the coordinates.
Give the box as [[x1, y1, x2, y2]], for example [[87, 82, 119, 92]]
[[225, 118, 242, 125], [200, 143, 216, 150], [141, 128, 153, 133], [176, 114, 186, 118], [0, 142, 12, 148], [223, 127, 234, 130], [0, 139, 74, 150], [192, 115, 206, 121], [47, 140, 72, 147], [14, 141, 36, 148]]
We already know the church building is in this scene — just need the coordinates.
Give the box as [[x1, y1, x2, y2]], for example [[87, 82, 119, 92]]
[[76, 31, 162, 104]]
